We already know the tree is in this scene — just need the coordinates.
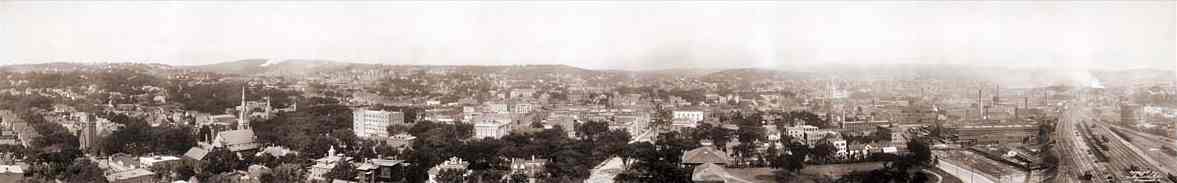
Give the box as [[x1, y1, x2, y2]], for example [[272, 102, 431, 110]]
[[872, 126, 893, 142], [459, 139, 506, 171], [509, 173, 529, 183], [202, 148, 240, 175], [387, 124, 411, 135], [326, 160, 358, 181], [60, 158, 107, 183], [261, 163, 306, 183], [575, 120, 610, 140], [696, 123, 733, 149], [545, 145, 589, 179], [733, 143, 757, 166], [734, 124, 765, 145], [151, 159, 198, 182], [813, 142, 837, 163], [781, 143, 809, 173], [435, 169, 467, 183], [614, 132, 695, 183], [907, 139, 933, 166]]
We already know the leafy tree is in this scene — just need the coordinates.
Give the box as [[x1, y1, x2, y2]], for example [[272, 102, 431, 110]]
[[509, 173, 529, 183], [614, 132, 697, 183], [459, 138, 507, 171], [326, 160, 357, 181], [151, 159, 198, 182], [100, 113, 196, 155], [872, 126, 893, 142], [262, 163, 307, 183], [575, 120, 610, 140], [813, 142, 838, 163], [734, 124, 765, 144], [695, 123, 733, 149], [732, 143, 757, 165], [387, 124, 411, 135], [60, 158, 107, 183], [781, 143, 809, 173], [906, 139, 933, 166], [545, 145, 589, 179], [203, 148, 240, 175], [435, 168, 467, 183]]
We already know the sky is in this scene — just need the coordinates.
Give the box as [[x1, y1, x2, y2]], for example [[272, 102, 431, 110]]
[[1, 1, 1173, 71]]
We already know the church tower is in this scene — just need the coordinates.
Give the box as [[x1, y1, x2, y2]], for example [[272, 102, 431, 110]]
[[238, 86, 250, 130]]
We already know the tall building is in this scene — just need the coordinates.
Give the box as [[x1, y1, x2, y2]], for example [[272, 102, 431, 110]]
[[671, 110, 705, 128], [474, 121, 511, 139], [79, 114, 97, 152], [1121, 103, 1139, 126], [977, 89, 987, 120], [353, 109, 406, 139]]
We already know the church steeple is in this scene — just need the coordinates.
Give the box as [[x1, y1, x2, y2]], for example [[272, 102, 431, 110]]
[[238, 85, 250, 130]]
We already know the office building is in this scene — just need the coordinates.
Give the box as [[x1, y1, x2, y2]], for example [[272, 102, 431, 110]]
[[353, 109, 406, 139]]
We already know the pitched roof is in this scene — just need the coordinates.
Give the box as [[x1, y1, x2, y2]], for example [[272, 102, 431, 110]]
[[184, 146, 209, 160], [691, 163, 729, 182], [106, 168, 155, 182], [682, 146, 731, 165], [214, 129, 259, 152]]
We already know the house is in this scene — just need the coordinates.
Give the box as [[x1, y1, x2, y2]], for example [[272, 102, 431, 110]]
[[508, 157, 547, 182], [385, 134, 417, 150], [672, 110, 705, 128], [427, 157, 470, 183], [106, 168, 155, 183], [138, 156, 180, 168], [356, 159, 410, 183], [310, 147, 351, 182]]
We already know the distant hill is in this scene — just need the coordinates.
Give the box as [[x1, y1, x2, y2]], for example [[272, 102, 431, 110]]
[[3, 60, 1172, 87], [185, 59, 364, 77], [699, 68, 817, 82], [185, 59, 269, 75]]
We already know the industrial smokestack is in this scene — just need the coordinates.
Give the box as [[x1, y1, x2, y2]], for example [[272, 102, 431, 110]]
[[994, 84, 1000, 104]]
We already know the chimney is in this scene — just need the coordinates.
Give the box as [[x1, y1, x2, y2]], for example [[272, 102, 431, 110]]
[[993, 84, 1000, 105], [977, 89, 984, 119]]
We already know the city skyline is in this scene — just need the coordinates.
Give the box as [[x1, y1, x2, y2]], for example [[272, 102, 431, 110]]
[[2, 1, 1174, 71]]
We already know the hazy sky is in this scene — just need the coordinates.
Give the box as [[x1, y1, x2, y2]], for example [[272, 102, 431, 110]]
[[1, 1, 1173, 70]]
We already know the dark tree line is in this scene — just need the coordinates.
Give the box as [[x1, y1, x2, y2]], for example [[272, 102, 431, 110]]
[[834, 140, 936, 183], [97, 112, 197, 156], [165, 80, 300, 114], [615, 131, 698, 182], [389, 120, 630, 182], [251, 104, 354, 160]]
